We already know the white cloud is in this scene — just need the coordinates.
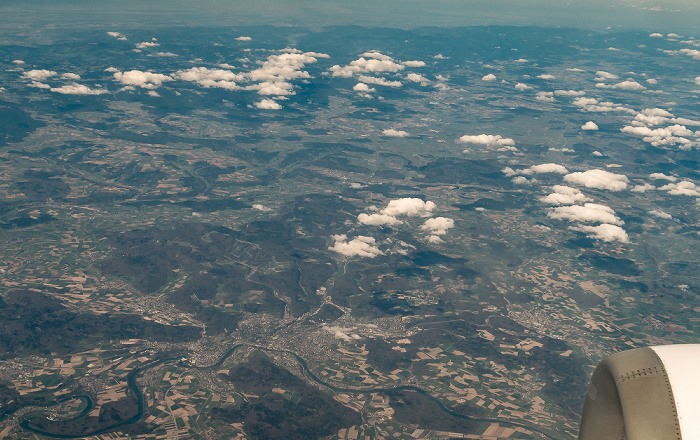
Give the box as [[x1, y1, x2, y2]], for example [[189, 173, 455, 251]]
[[405, 73, 428, 84], [646, 78, 658, 84], [608, 47, 620, 51], [554, 89, 585, 96], [459, 134, 515, 148], [649, 173, 676, 181], [512, 176, 532, 185], [421, 217, 454, 235], [382, 129, 409, 137], [514, 58, 528, 63], [548, 203, 623, 225], [536, 92, 555, 102], [107, 31, 127, 40], [695, 76, 700, 85], [236, 36, 252, 41], [150, 52, 178, 57], [482, 73, 497, 81], [649, 209, 672, 219], [252, 204, 273, 212], [357, 213, 402, 226], [329, 234, 383, 258], [22, 69, 57, 80], [50, 83, 108, 95], [254, 99, 282, 110], [381, 198, 436, 217], [540, 185, 591, 205], [650, 33, 664, 38], [135, 41, 160, 49], [321, 325, 359, 341], [595, 80, 646, 91], [659, 181, 700, 196], [569, 224, 630, 243], [329, 52, 405, 78], [572, 96, 634, 114], [357, 75, 402, 87], [581, 121, 599, 131], [564, 169, 629, 191], [595, 70, 619, 81], [592, 151, 603, 156], [353, 82, 375, 93], [61, 72, 81, 80], [621, 124, 696, 148], [433, 54, 448, 59], [176, 67, 240, 90], [403, 60, 426, 67], [29, 81, 50, 89], [537, 74, 555, 79], [113, 70, 173, 89], [529, 163, 569, 174], [12, 59, 25, 64], [147, 90, 160, 97], [631, 182, 654, 193], [514, 83, 531, 91]]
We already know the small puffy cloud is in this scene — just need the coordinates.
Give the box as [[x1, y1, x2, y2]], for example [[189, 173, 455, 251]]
[[150, 52, 178, 57], [382, 198, 436, 217], [536, 91, 555, 102], [107, 31, 127, 40], [329, 52, 405, 77], [235, 36, 252, 41], [329, 234, 383, 258], [595, 70, 619, 81], [357, 75, 402, 87], [29, 81, 50, 89], [592, 151, 603, 156], [573, 97, 634, 114], [113, 70, 173, 89], [514, 58, 528, 63], [621, 124, 696, 148], [581, 121, 599, 131], [252, 204, 272, 212], [548, 203, 623, 225], [649, 209, 672, 219], [564, 169, 629, 191], [511, 176, 532, 185], [22, 69, 57, 80], [459, 134, 515, 148], [659, 181, 700, 196], [61, 72, 81, 80], [529, 163, 569, 174], [353, 82, 375, 93], [608, 47, 620, 51], [147, 90, 160, 97], [135, 41, 160, 49], [254, 99, 282, 110], [554, 90, 585, 96], [695, 76, 700, 85], [433, 54, 448, 59], [537, 74, 555, 79], [540, 185, 591, 205], [358, 213, 402, 226], [482, 73, 497, 81], [649, 173, 676, 181], [382, 129, 409, 137], [631, 182, 654, 193], [176, 67, 240, 90], [646, 78, 658, 84], [570, 224, 630, 243], [405, 73, 428, 84], [514, 82, 531, 91], [403, 60, 426, 67], [650, 32, 664, 38], [104, 67, 119, 73], [421, 217, 454, 235], [596, 80, 646, 91], [321, 325, 359, 342], [50, 83, 108, 95], [12, 59, 25, 64]]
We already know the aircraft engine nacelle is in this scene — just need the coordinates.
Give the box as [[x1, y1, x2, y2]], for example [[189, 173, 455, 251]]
[[579, 344, 700, 440]]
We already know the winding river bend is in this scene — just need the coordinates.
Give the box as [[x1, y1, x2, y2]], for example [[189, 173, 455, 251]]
[[18, 343, 563, 440]]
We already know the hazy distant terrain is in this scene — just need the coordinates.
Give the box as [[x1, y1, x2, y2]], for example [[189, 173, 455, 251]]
[[0, 2, 699, 438]]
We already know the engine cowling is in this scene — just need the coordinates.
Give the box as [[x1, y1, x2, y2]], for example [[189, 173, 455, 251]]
[[579, 344, 700, 440]]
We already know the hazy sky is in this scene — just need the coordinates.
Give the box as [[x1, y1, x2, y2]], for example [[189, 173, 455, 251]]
[[2, 0, 699, 35]]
